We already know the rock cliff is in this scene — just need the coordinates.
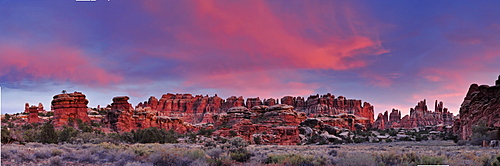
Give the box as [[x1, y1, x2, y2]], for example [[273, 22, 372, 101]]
[[454, 76, 500, 140], [135, 93, 374, 128], [105, 96, 195, 133]]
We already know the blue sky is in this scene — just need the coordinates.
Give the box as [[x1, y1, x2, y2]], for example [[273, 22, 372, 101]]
[[1, 0, 499, 116]]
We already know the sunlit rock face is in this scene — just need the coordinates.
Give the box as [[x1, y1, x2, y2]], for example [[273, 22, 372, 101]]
[[212, 104, 307, 145], [135, 93, 375, 128], [104, 96, 195, 133], [52, 92, 90, 127], [454, 76, 500, 140], [281, 93, 374, 128]]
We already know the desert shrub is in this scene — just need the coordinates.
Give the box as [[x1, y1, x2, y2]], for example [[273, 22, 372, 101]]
[[229, 137, 248, 148], [336, 152, 375, 166], [328, 150, 338, 157], [1, 126, 13, 143], [265, 153, 323, 166], [230, 148, 253, 162], [388, 129, 398, 136], [353, 136, 368, 143], [197, 128, 215, 137], [471, 121, 491, 145], [186, 132, 198, 143], [119, 131, 135, 143], [254, 135, 262, 145], [34, 147, 56, 159], [375, 152, 402, 166], [229, 130, 237, 137], [78, 150, 98, 164], [457, 140, 469, 146], [59, 126, 78, 142], [204, 139, 218, 149], [206, 148, 223, 159], [416, 155, 445, 165], [22, 128, 40, 142], [40, 121, 58, 144], [133, 128, 179, 144], [70, 131, 108, 144], [148, 149, 205, 166], [1, 145, 18, 159], [49, 156, 64, 166]]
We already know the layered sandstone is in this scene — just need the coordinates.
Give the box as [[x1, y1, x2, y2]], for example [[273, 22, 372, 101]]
[[282, 93, 374, 128], [374, 100, 453, 130], [52, 92, 90, 127], [27, 106, 40, 124], [212, 104, 306, 145], [135, 93, 375, 128], [105, 96, 194, 133], [454, 76, 500, 140]]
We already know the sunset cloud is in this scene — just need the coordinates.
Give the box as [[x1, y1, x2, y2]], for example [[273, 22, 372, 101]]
[[1, 1, 499, 117], [0, 42, 122, 87]]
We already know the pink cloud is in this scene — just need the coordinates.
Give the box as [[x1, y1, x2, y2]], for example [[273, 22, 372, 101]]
[[0, 42, 123, 86], [182, 69, 318, 99], [141, 1, 387, 71]]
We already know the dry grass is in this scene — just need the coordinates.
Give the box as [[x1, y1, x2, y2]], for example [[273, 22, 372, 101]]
[[1, 140, 499, 166]]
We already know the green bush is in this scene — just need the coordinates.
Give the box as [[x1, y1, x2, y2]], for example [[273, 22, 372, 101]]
[[229, 137, 248, 148], [197, 128, 215, 137], [471, 121, 492, 145], [265, 153, 323, 166], [40, 121, 58, 144], [59, 126, 78, 142], [417, 155, 445, 165], [133, 127, 179, 144], [230, 148, 252, 162]]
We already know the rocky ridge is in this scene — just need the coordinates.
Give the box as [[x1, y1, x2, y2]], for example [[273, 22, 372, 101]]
[[373, 100, 453, 130]]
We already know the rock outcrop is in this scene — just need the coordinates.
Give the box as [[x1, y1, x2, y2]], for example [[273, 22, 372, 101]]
[[454, 76, 500, 140], [279, 94, 374, 128], [104, 96, 195, 133], [374, 100, 453, 130], [27, 106, 40, 124], [52, 92, 90, 127], [212, 104, 307, 145], [134, 93, 375, 128]]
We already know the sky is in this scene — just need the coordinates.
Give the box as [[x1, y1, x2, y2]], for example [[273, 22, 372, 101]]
[[1, 0, 499, 117]]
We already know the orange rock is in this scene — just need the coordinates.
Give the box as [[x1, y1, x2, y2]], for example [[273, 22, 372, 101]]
[[51, 92, 90, 127]]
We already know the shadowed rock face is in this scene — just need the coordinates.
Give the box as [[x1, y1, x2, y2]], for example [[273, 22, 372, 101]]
[[51, 92, 90, 127], [454, 76, 500, 140], [373, 100, 453, 130]]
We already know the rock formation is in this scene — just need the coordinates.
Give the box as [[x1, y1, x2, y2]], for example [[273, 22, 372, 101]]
[[374, 100, 453, 130], [212, 104, 306, 145], [104, 96, 194, 133], [27, 105, 40, 124], [134, 93, 375, 128], [51, 92, 90, 127], [27, 91, 376, 145], [279, 94, 374, 128], [454, 76, 500, 140]]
